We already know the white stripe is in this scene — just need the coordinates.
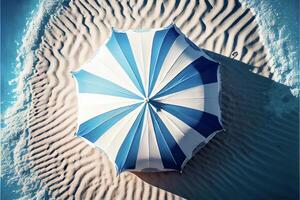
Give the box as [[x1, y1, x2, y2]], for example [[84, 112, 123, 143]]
[[150, 35, 189, 97], [127, 31, 156, 97], [94, 104, 144, 165], [150, 47, 205, 98], [135, 105, 165, 170], [155, 109, 206, 158], [77, 93, 141, 124], [140, 31, 156, 96], [147, 106, 165, 170], [81, 46, 142, 97], [134, 108, 150, 170], [154, 83, 221, 117], [127, 32, 145, 92]]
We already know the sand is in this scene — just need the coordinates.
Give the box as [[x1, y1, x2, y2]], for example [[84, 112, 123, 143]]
[[27, 0, 298, 199]]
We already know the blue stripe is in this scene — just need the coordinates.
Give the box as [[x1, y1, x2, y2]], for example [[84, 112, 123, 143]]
[[107, 31, 145, 96], [153, 57, 219, 99], [149, 105, 186, 170], [77, 103, 142, 142], [150, 101, 223, 138], [115, 105, 146, 173], [73, 70, 142, 100], [147, 30, 168, 96], [148, 26, 180, 96]]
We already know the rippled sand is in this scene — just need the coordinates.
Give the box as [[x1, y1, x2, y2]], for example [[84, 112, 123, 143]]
[[28, 0, 298, 199]]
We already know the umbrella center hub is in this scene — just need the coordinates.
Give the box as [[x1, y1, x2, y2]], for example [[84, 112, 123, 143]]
[[144, 97, 149, 103]]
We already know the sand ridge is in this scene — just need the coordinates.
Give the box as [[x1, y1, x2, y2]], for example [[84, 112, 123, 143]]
[[27, 0, 298, 199]]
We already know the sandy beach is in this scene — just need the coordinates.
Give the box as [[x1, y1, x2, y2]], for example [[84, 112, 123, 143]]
[[23, 0, 299, 199]]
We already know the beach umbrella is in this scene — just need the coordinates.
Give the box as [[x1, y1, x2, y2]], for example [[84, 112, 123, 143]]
[[72, 24, 223, 174]]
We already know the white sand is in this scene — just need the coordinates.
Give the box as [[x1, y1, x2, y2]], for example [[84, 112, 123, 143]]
[[28, 0, 298, 199]]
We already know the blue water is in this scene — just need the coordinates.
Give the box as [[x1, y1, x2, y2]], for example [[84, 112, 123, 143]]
[[1, 0, 39, 199], [1, 0, 299, 199], [240, 0, 299, 96], [1, 0, 64, 199], [1, 0, 39, 114]]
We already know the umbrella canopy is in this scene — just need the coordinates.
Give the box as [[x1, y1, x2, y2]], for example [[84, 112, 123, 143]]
[[72, 24, 223, 174]]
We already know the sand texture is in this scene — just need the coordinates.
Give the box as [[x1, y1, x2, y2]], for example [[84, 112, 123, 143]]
[[28, 0, 298, 199]]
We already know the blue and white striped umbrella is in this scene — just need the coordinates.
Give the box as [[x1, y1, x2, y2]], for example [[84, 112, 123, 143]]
[[72, 25, 223, 174]]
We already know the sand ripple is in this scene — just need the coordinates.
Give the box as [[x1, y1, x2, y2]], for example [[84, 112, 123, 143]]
[[28, 0, 298, 199]]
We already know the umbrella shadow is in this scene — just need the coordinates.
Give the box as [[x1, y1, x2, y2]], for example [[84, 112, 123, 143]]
[[133, 52, 299, 199]]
